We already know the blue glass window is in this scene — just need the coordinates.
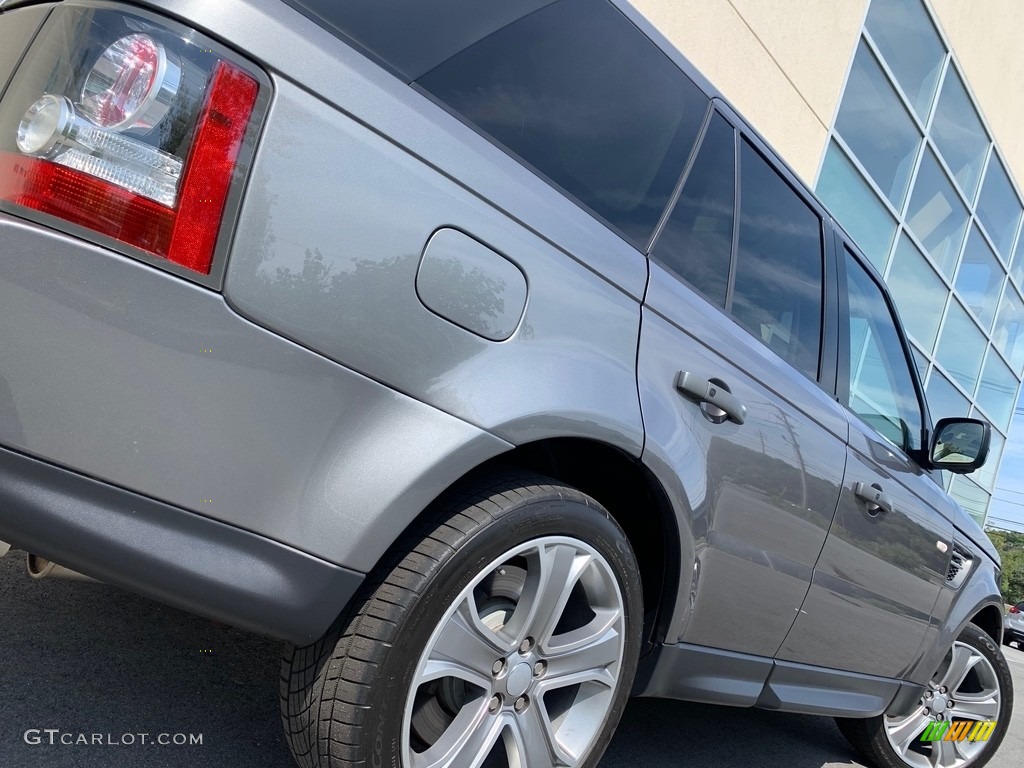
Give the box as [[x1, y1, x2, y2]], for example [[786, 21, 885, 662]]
[[935, 299, 985, 392], [835, 42, 921, 208], [976, 154, 1023, 260], [954, 226, 1003, 331], [817, 142, 895, 271], [906, 149, 969, 277], [864, 0, 944, 120], [931, 69, 989, 204]]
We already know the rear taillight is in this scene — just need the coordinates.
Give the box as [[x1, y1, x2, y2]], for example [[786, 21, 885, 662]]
[[0, 6, 263, 276], [1012, 606, 1021, 614]]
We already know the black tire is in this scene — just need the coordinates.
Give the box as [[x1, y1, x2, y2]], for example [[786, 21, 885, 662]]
[[280, 471, 644, 768], [836, 623, 1013, 768]]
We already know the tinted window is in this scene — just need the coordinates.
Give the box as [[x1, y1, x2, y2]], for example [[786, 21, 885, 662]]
[[732, 141, 823, 380], [845, 250, 924, 451], [652, 113, 735, 307], [418, 0, 709, 247], [280, 0, 558, 79]]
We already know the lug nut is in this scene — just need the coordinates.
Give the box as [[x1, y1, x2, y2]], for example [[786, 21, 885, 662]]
[[492, 659, 505, 676], [534, 661, 546, 677], [488, 695, 502, 713], [514, 696, 529, 713], [519, 637, 533, 654]]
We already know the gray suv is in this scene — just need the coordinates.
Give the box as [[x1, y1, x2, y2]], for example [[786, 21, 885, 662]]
[[0, 1, 1013, 767]]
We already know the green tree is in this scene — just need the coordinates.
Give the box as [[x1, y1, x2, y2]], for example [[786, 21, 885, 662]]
[[986, 529, 1024, 604]]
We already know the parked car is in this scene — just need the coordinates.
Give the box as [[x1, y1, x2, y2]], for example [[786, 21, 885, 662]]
[[1006, 602, 1024, 648], [0, 1, 1013, 768]]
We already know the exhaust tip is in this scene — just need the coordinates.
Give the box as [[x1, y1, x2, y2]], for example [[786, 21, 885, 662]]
[[26, 553, 97, 583]]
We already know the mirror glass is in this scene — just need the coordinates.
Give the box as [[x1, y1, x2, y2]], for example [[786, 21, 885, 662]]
[[931, 420, 988, 466]]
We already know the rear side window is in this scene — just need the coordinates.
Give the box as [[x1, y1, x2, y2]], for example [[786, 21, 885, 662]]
[[418, 0, 709, 247], [654, 129, 824, 381], [732, 141, 824, 381], [652, 113, 735, 308]]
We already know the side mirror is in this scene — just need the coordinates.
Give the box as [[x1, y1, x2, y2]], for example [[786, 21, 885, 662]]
[[928, 417, 991, 474]]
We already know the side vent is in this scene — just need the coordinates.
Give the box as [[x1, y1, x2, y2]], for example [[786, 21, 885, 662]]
[[946, 543, 973, 590]]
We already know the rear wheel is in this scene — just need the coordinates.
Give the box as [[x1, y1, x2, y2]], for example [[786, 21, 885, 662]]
[[280, 472, 643, 768], [836, 623, 1013, 768]]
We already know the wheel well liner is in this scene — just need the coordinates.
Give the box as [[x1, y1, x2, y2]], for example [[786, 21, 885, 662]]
[[970, 603, 1003, 645], [470, 438, 681, 649]]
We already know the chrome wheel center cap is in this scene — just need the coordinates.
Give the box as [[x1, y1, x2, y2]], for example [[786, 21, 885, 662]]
[[505, 662, 533, 698]]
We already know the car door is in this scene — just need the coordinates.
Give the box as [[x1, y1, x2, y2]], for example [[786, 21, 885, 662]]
[[638, 107, 849, 659], [777, 242, 955, 679]]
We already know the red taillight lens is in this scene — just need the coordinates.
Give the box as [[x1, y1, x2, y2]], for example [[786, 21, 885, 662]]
[[1012, 606, 1021, 614], [0, 7, 262, 276]]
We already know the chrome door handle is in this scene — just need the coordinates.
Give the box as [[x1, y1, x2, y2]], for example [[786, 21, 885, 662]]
[[675, 371, 747, 425], [855, 482, 892, 516]]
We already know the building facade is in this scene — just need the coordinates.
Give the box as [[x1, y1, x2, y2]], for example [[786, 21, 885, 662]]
[[633, 0, 1024, 525]]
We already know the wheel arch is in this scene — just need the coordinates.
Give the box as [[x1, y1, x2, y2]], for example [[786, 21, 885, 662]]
[[379, 437, 683, 652], [907, 555, 1006, 684], [970, 603, 1004, 645]]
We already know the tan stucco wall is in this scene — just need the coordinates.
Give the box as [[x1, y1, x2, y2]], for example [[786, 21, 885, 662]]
[[929, 0, 1024, 200], [630, 0, 865, 185]]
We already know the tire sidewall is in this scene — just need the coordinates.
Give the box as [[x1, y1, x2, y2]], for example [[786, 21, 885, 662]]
[[363, 491, 643, 768]]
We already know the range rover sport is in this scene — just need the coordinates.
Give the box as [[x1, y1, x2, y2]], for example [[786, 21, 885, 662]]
[[0, 1, 1012, 767]]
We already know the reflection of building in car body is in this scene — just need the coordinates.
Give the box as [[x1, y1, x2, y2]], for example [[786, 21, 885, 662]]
[[636, 0, 1024, 528]]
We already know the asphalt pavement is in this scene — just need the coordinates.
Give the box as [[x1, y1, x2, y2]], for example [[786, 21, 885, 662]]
[[1, 548, 1022, 768]]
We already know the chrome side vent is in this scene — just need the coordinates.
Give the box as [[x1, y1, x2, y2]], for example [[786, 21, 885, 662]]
[[946, 543, 973, 590]]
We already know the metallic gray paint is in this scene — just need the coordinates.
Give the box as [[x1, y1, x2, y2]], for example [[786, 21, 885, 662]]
[[778, 423, 956, 678], [0, 0, 1008, 720], [131, 0, 649, 301], [0, 5, 48, 96], [0, 215, 510, 571], [416, 228, 528, 342], [906, 557, 1005, 686], [757, 660, 901, 718], [632, 642, 773, 707], [224, 78, 644, 453], [0, 444, 362, 643], [639, 262, 848, 656], [634, 642, 907, 719]]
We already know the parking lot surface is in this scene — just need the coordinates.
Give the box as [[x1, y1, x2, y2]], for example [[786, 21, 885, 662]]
[[1, 548, 1021, 768]]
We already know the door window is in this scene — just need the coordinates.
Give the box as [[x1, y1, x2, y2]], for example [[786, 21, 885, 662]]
[[731, 141, 824, 381], [651, 112, 735, 308], [844, 249, 924, 451]]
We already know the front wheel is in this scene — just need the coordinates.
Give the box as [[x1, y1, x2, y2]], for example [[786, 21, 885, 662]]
[[281, 472, 644, 768], [836, 623, 1013, 768]]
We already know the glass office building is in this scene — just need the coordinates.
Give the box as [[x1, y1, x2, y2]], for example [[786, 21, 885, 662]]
[[636, 0, 1024, 525], [816, 0, 1022, 524]]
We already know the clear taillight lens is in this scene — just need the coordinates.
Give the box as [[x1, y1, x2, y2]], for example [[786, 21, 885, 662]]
[[0, 6, 263, 276]]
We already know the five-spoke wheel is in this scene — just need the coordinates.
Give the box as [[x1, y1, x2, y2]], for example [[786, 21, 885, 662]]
[[281, 473, 642, 768]]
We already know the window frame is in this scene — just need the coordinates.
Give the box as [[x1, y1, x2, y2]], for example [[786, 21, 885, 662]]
[[649, 100, 838, 392], [835, 231, 933, 459]]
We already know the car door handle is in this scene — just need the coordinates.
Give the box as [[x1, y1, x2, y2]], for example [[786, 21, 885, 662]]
[[854, 482, 893, 516], [675, 371, 747, 425]]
